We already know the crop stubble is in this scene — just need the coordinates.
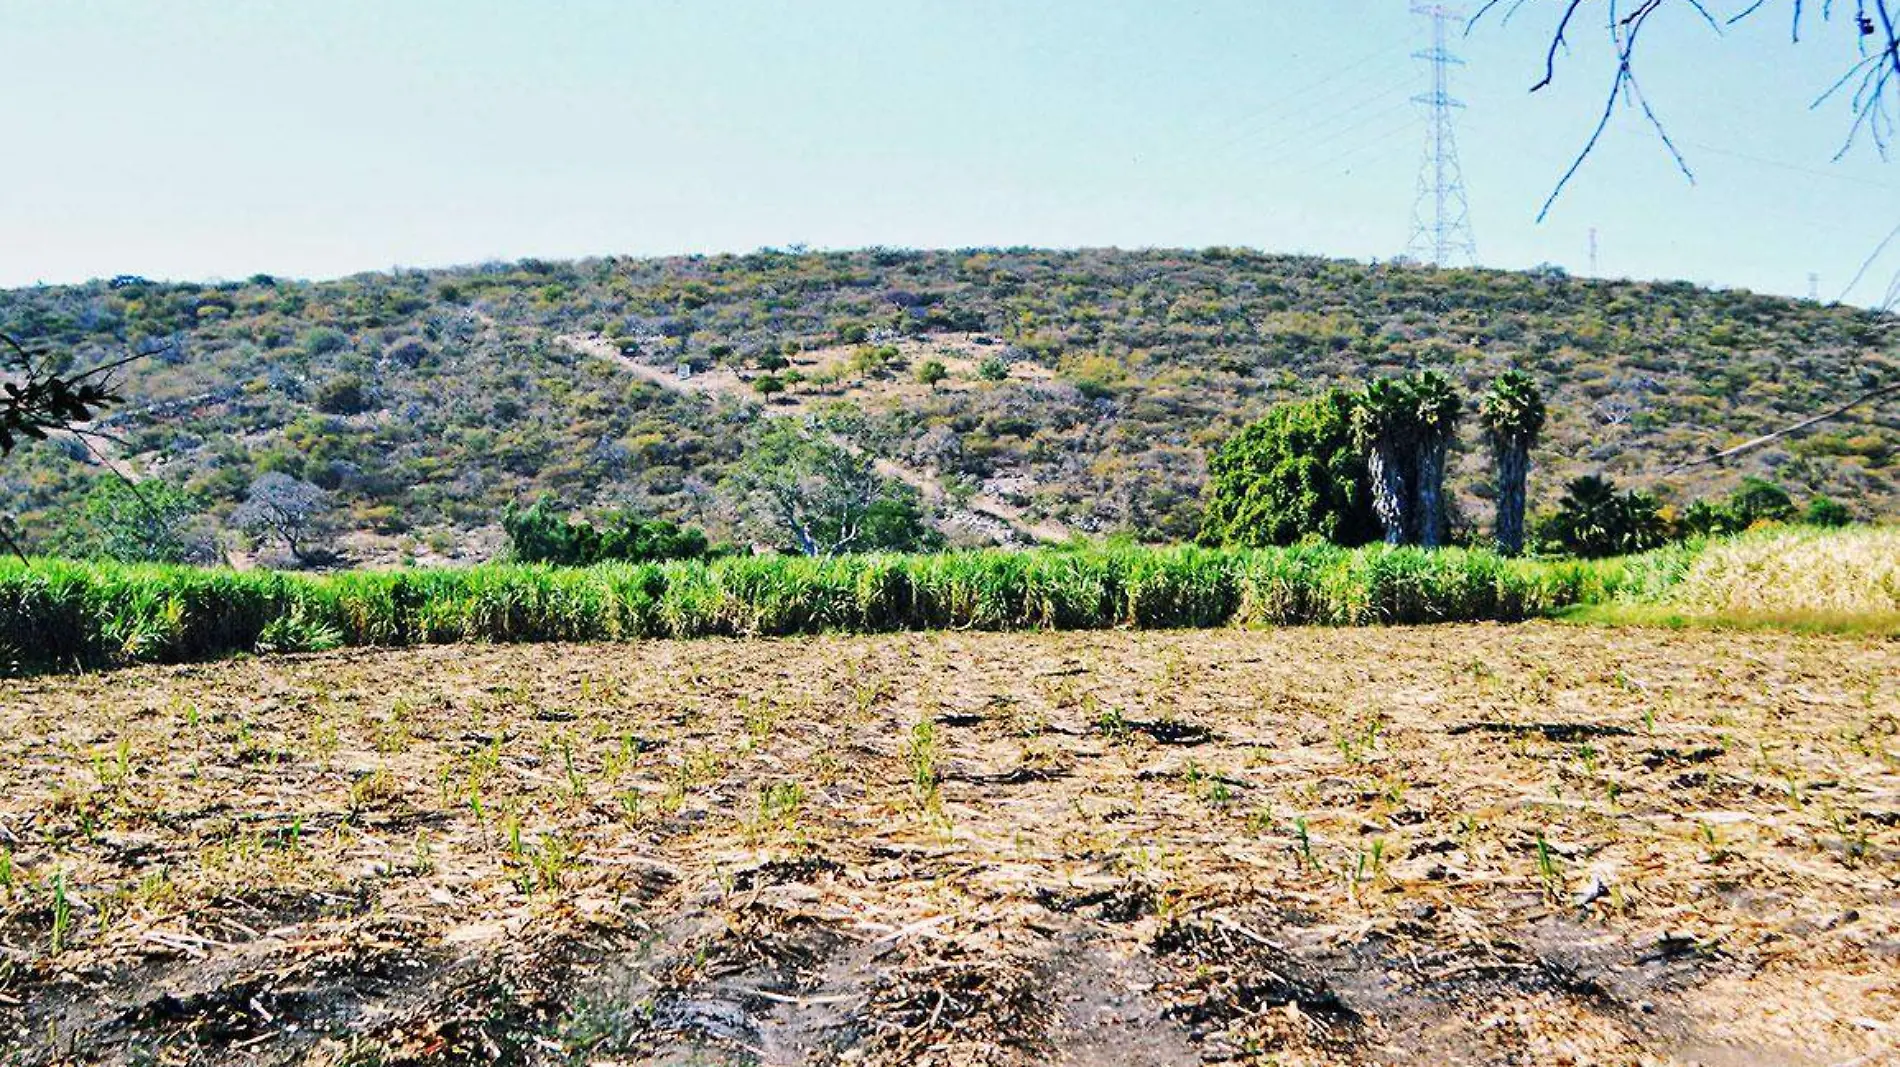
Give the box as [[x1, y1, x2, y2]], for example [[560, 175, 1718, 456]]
[[1, 624, 1896, 1065]]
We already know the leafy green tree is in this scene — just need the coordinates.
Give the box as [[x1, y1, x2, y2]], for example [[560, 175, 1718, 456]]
[[721, 422, 939, 556], [1353, 379, 1419, 546], [977, 355, 1010, 382], [753, 374, 786, 397], [1538, 475, 1672, 559], [1678, 499, 1728, 538], [576, 505, 707, 562], [1680, 476, 1799, 537], [500, 499, 588, 564], [916, 359, 948, 388], [1478, 370, 1547, 557], [1198, 389, 1378, 548], [855, 495, 941, 552], [48, 477, 210, 563], [1726, 477, 1795, 526], [1408, 371, 1463, 548]]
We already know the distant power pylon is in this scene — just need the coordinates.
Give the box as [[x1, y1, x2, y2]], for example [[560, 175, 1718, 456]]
[[1808, 272, 1821, 302], [1589, 227, 1600, 276], [1404, 4, 1479, 267]]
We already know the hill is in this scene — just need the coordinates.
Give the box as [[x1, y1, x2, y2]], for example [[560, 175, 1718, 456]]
[[1, 248, 1894, 562]]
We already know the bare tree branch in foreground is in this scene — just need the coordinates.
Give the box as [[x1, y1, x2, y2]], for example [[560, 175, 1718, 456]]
[[1471, 1, 1900, 220]]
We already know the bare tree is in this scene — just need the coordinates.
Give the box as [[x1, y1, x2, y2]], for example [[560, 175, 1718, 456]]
[[234, 473, 335, 565]]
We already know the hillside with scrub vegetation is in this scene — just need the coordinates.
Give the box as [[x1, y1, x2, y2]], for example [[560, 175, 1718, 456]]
[[0, 247, 1894, 565]]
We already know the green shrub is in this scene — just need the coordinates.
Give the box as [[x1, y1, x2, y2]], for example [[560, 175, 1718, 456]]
[[314, 374, 372, 415], [1727, 477, 1796, 525], [1199, 389, 1378, 548], [501, 499, 711, 566], [1804, 495, 1852, 527], [44, 477, 211, 564], [300, 327, 349, 357]]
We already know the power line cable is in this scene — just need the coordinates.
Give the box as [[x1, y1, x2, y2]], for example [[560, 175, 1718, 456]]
[[1678, 139, 1900, 192], [1255, 100, 1422, 165], [1305, 117, 1428, 172], [1217, 80, 1419, 156], [1204, 40, 1417, 142]]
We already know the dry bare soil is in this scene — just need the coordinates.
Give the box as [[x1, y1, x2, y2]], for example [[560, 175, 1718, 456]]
[[3, 625, 1897, 1066]]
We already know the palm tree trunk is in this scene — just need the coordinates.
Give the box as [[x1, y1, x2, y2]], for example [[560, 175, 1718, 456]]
[[1415, 438, 1449, 548], [1493, 444, 1529, 556], [1366, 445, 1409, 545]]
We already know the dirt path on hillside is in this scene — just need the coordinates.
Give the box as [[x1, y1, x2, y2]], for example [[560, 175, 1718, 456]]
[[4, 624, 1898, 1065], [555, 333, 1071, 546]]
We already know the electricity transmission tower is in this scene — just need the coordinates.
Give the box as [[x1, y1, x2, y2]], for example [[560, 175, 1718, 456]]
[[1404, 4, 1479, 267]]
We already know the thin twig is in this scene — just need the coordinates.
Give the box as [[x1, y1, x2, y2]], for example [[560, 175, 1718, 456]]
[[1479, 1, 1900, 213]]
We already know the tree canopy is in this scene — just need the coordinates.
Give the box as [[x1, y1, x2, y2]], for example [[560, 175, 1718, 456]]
[[47, 477, 211, 564], [234, 473, 334, 565], [1198, 389, 1378, 549], [722, 422, 940, 556], [1538, 475, 1673, 559]]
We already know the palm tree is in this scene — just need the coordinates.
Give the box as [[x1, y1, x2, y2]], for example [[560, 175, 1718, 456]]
[[1407, 371, 1463, 548], [1352, 378, 1417, 545], [1478, 370, 1546, 556], [1546, 475, 1670, 559]]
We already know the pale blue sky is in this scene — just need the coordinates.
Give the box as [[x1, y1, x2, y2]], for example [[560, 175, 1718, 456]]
[[3, 1, 1896, 302]]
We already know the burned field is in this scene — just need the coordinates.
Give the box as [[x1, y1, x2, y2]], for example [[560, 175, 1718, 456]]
[[2, 625, 1897, 1065]]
